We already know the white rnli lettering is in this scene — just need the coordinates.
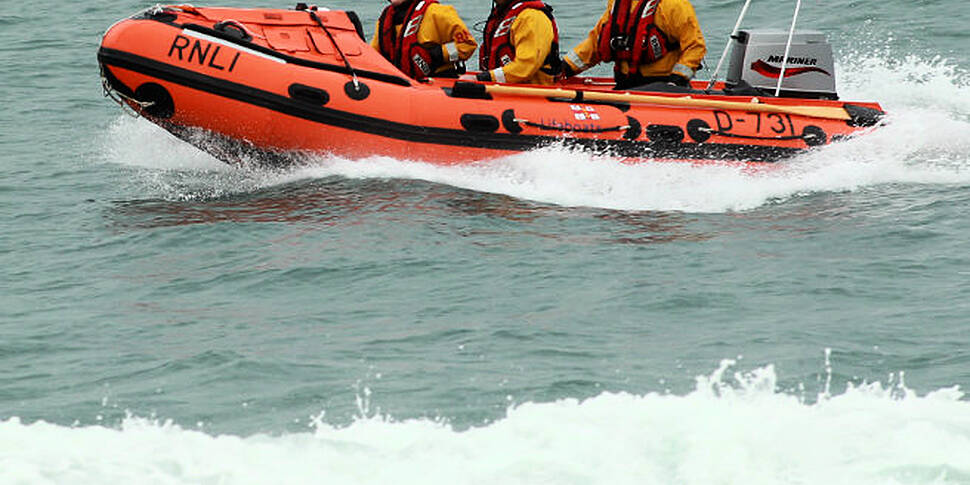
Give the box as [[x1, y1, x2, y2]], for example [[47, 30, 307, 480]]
[[412, 52, 431, 75], [649, 36, 662, 59]]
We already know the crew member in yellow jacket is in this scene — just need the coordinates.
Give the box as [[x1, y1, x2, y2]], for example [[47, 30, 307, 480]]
[[474, 0, 562, 85], [562, 0, 706, 90], [371, 0, 478, 80]]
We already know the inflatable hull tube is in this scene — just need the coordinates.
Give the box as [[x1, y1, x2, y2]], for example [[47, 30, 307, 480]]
[[98, 6, 885, 166]]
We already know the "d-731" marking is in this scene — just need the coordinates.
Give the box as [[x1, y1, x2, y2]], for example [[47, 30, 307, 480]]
[[713, 110, 797, 136]]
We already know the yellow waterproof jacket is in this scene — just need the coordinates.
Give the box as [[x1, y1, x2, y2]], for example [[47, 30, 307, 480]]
[[564, 0, 706, 81], [370, 3, 478, 74], [480, 8, 557, 85]]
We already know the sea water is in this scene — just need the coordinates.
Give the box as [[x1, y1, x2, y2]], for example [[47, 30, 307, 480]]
[[1, 0, 969, 483]]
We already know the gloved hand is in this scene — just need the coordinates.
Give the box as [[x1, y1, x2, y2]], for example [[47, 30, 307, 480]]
[[560, 61, 577, 79], [475, 71, 492, 82], [408, 43, 445, 79], [667, 73, 690, 87]]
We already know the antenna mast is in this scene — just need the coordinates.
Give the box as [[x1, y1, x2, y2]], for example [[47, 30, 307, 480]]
[[705, 0, 754, 92], [775, 0, 803, 96]]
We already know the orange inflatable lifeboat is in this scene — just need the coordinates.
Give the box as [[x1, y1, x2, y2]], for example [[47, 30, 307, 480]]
[[98, 4, 885, 166]]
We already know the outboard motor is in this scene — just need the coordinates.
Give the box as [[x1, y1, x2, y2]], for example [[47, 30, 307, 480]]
[[726, 30, 838, 100]]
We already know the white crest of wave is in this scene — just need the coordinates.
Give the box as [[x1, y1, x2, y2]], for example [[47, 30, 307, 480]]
[[100, 50, 969, 212], [3, 361, 969, 485]]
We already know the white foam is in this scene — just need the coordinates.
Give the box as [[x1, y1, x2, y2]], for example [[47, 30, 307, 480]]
[[3, 361, 969, 485], [98, 49, 970, 213], [99, 116, 228, 172]]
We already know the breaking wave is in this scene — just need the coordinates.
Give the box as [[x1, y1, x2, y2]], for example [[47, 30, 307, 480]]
[[3, 358, 969, 485]]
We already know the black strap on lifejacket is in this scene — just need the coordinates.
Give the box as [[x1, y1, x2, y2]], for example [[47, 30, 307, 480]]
[[598, 0, 676, 76]]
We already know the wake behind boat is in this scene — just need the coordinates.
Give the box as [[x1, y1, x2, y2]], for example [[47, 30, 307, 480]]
[[98, 4, 885, 166]]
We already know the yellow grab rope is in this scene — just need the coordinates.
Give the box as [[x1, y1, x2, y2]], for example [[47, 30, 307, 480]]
[[483, 84, 852, 121]]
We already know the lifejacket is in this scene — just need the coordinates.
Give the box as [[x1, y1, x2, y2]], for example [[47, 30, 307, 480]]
[[597, 0, 677, 72], [480, 0, 561, 75], [377, 0, 438, 78]]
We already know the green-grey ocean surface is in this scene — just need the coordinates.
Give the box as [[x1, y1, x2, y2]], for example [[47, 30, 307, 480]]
[[1, 1, 969, 483]]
